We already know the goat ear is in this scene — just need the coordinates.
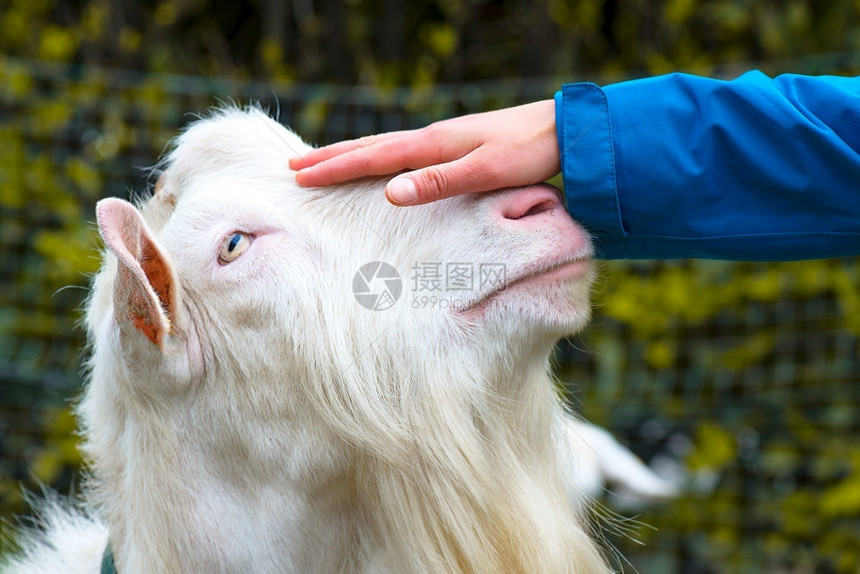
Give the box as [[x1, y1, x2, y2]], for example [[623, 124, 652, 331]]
[[96, 198, 180, 350]]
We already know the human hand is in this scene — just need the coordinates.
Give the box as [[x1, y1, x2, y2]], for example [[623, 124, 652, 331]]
[[289, 100, 559, 205]]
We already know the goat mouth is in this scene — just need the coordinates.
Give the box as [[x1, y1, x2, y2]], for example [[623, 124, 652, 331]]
[[454, 254, 593, 314]]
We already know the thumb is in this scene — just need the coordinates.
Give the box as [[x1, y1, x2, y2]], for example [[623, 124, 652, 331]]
[[385, 176, 422, 205], [385, 162, 479, 206]]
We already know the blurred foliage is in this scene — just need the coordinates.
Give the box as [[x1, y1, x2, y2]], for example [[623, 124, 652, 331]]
[[565, 257, 860, 572], [0, 407, 82, 501], [597, 259, 860, 369], [1, 0, 860, 572], [1, 0, 859, 85]]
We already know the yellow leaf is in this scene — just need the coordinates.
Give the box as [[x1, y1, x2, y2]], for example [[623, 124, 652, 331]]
[[66, 157, 103, 197], [420, 22, 458, 58], [687, 423, 736, 472], [646, 339, 677, 369], [30, 448, 63, 484], [39, 26, 77, 61], [821, 475, 860, 518]]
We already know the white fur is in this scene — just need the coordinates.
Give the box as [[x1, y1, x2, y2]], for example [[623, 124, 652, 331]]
[[2, 107, 670, 573], [564, 420, 679, 505], [1, 496, 107, 574]]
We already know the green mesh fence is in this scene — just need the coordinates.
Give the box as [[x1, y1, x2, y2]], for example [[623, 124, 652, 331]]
[[1, 56, 858, 573]]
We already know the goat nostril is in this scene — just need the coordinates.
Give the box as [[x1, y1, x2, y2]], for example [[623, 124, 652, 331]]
[[504, 197, 560, 220], [519, 199, 557, 219], [498, 185, 565, 220]]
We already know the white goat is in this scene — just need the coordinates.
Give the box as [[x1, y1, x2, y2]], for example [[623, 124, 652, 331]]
[[3, 107, 673, 573]]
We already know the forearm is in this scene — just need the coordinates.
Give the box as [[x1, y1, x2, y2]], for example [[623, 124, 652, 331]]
[[557, 71, 860, 261]]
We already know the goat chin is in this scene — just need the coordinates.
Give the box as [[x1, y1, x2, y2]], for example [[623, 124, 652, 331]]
[[3, 106, 653, 573]]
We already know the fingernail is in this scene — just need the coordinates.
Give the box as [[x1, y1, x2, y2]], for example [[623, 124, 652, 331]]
[[386, 178, 418, 205], [290, 154, 309, 170]]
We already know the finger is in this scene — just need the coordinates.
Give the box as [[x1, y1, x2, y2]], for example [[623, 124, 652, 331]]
[[293, 145, 390, 186], [294, 131, 459, 187], [385, 155, 495, 206], [289, 140, 366, 171], [289, 131, 413, 171]]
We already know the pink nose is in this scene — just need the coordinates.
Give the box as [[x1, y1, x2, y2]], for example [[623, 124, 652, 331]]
[[492, 183, 593, 258], [497, 183, 565, 221]]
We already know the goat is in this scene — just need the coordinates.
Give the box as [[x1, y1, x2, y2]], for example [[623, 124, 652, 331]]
[[3, 107, 674, 573]]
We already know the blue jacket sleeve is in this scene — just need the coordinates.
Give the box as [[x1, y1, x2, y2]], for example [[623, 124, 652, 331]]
[[555, 71, 860, 260]]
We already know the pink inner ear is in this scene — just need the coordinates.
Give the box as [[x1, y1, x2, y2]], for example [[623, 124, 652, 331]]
[[96, 198, 176, 347], [139, 238, 176, 324], [117, 263, 167, 346]]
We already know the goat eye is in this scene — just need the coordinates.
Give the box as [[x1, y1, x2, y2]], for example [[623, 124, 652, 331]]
[[218, 232, 252, 264]]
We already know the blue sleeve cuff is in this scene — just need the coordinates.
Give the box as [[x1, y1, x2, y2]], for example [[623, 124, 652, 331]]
[[557, 73, 860, 261], [555, 84, 627, 259]]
